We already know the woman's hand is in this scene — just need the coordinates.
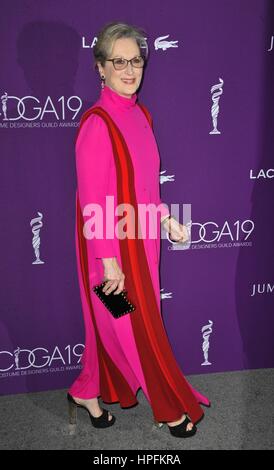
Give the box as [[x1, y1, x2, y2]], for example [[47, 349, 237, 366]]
[[101, 257, 125, 295], [161, 216, 189, 243]]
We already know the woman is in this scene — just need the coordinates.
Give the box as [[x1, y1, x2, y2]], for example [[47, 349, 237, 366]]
[[67, 21, 210, 438]]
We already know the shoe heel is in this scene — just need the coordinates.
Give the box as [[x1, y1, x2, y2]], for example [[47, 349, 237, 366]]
[[67, 393, 77, 425], [66, 392, 115, 429], [153, 419, 164, 429]]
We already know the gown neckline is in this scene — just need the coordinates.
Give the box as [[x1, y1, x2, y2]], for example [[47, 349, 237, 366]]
[[100, 84, 138, 109]]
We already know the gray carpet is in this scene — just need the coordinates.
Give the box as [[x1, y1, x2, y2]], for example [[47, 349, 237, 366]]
[[0, 368, 273, 450]]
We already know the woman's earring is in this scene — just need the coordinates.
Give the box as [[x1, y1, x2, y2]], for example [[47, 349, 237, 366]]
[[101, 75, 105, 89]]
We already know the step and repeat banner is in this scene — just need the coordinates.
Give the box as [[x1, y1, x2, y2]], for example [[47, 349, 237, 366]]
[[1, 0, 274, 396]]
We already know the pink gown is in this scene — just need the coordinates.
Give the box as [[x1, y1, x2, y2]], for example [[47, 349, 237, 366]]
[[68, 84, 210, 423]]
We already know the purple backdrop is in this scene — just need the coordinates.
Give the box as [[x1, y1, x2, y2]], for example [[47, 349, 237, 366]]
[[1, 0, 274, 396]]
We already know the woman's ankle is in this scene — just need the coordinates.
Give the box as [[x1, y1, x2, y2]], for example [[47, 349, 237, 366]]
[[167, 414, 186, 426]]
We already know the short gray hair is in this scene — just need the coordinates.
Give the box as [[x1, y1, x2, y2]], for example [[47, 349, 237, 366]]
[[93, 21, 149, 71]]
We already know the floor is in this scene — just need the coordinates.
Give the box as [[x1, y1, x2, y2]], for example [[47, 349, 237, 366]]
[[0, 368, 273, 450]]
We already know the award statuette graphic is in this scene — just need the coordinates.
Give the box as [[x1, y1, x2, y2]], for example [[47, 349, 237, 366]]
[[201, 320, 213, 366], [14, 347, 21, 370], [0, 92, 8, 120], [30, 212, 44, 265], [209, 78, 224, 135]]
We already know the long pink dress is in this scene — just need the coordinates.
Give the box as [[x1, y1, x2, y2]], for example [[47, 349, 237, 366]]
[[68, 85, 210, 423]]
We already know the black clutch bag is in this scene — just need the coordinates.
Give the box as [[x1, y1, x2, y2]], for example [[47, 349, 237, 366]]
[[92, 281, 136, 319]]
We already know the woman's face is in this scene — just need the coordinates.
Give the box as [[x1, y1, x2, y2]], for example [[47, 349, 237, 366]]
[[98, 37, 143, 98]]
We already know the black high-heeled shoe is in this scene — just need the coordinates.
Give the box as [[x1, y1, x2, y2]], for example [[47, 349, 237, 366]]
[[67, 393, 116, 428], [167, 415, 197, 438]]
